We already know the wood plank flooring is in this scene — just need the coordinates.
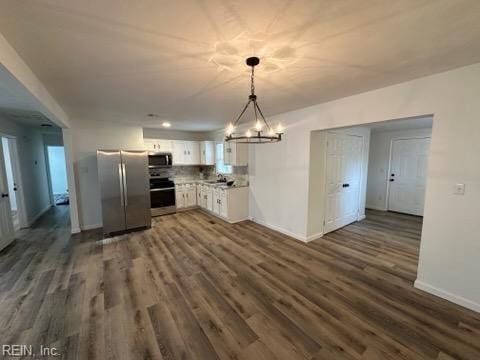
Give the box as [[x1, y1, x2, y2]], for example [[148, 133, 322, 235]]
[[1, 206, 480, 359]]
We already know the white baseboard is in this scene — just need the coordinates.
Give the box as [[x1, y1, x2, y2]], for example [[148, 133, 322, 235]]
[[365, 205, 387, 211], [27, 205, 52, 227], [71, 227, 81, 234], [249, 218, 313, 243], [414, 279, 480, 313], [229, 217, 249, 224], [306, 232, 324, 242], [81, 223, 102, 231]]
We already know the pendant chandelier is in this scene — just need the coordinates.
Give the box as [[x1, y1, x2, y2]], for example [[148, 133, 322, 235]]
[[225, 57, 283, 144]]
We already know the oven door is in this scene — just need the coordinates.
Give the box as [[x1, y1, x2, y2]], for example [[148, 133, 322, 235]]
[[150, 187, 176, 216]]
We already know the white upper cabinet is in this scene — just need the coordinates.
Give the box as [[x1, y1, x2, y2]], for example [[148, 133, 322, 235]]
[[186, 141, 200, 165], [200, 141, 215, 165], [223, 141, 248, 166], [172, 140, 201, 165], [145, 138, 215, 166], [144, 139, 173, 153], [172, 140, 187, 165]]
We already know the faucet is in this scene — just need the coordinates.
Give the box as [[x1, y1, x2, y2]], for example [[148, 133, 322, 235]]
[[217, 173, 227, 182]]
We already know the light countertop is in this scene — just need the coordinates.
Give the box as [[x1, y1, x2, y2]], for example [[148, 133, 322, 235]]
[[173, 178, 248, 189]]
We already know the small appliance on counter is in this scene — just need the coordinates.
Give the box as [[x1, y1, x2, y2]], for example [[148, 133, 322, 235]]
[[150, 177, 176, 216]]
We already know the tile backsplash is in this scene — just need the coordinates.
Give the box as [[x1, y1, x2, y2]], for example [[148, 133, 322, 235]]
[[150, 165, 248, 184]]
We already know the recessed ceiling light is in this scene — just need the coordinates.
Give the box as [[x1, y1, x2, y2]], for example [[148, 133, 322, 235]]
[[162, 122, 171, 128]]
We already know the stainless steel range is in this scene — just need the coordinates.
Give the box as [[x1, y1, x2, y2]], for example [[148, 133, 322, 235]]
[[149, 177, 176, 216]]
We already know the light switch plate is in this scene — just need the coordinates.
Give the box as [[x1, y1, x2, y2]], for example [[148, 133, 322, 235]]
[[454, 183, 465, 195]]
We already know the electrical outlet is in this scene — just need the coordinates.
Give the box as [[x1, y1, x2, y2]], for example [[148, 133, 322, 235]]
[[454, 183, 465, 195]]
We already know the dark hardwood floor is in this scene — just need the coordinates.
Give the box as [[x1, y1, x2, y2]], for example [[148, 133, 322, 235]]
[[1, 206, 480, 359]]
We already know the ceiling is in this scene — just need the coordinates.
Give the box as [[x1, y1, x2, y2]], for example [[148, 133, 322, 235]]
[[0, 107, 59, 129], [0, 0, 479, 131], [0, 63, 46, 114]]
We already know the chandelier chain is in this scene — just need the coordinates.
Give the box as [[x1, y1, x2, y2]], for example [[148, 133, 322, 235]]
[[250, 65, 255, 96]]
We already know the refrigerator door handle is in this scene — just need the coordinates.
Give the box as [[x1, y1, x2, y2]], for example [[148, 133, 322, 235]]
[[118, 163, 124, 206], [122, 163, 128, 206]]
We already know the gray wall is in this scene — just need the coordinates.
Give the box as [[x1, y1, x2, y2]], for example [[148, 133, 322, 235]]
[[0, 116, 52, 225], [366, 127, 432, 211]]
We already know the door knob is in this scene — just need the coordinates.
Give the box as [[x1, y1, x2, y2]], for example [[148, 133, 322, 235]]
[[1, 193, 9, 198]]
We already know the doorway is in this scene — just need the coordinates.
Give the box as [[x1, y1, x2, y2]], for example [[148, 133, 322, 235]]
[[1, 136, 26, 230], [45, 146, 69, 206], [324, 132, 364, 233], [307, 115, 433, 239], [387, 137, 431, 216]]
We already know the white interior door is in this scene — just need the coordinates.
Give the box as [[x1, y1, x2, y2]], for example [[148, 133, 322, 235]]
[[0, 142, 15, 251], [388, 137, 430, 216], [324, 133, 363, 234]]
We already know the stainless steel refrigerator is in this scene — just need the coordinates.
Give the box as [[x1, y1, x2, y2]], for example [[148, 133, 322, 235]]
[[97, 150, 151, 235]]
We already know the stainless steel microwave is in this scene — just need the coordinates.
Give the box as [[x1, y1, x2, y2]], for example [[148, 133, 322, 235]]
[[148, 152, 173, 168]]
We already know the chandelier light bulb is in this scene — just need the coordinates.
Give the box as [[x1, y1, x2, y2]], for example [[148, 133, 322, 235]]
[[276, 124, 284, 133], [255, 120, 263, 132], [268, 128, 275, 136], [245, 130, 252, 138], [226, 123, 235, 135]]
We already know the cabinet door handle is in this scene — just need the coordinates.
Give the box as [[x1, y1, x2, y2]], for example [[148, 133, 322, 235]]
[[389, 179, 394, 182], [342, 183, 350, 188]]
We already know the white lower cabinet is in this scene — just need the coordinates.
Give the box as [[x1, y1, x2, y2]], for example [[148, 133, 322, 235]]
[[197, 185, 203, 205], [175, 184, 197, 209], [212, 188, 220, 215], [219, 189, 228, 218], [206, 187, 213, 211], [196, 183, 247, 223], [198, 185, 208, 209], [185, 185, 196, 207], [177, 182, 247, 222], [175, 185, 185, 209]]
